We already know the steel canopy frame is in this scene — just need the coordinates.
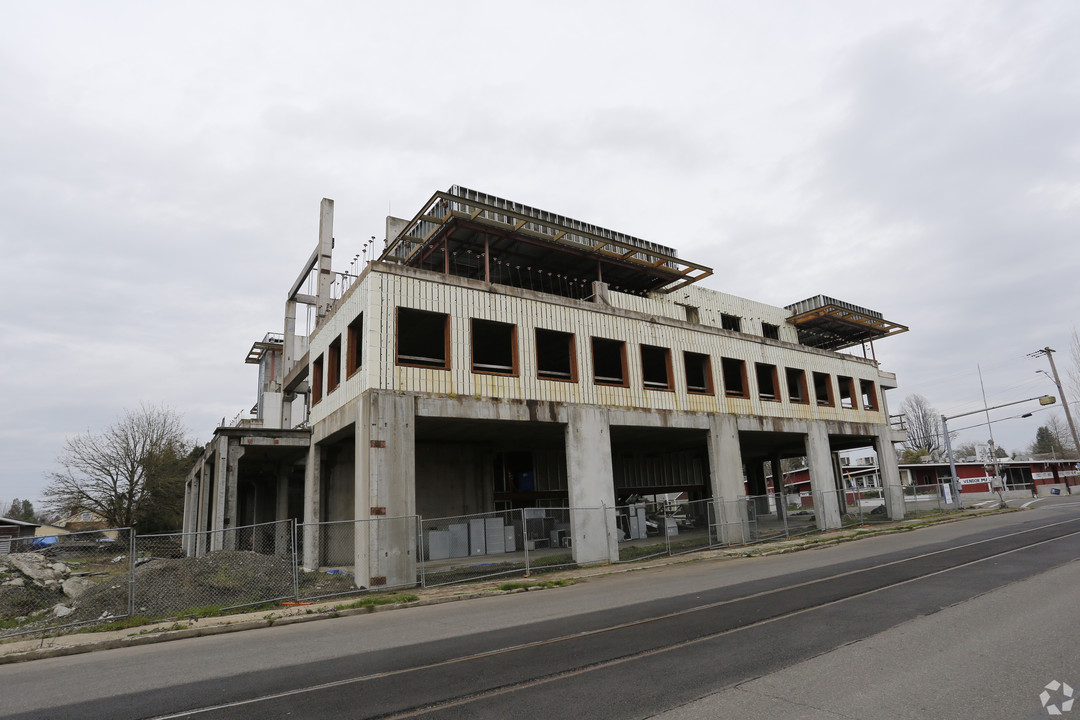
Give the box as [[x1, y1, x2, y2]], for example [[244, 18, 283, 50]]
[[787, 303, 909, 351], [378, 188, 713, 293]]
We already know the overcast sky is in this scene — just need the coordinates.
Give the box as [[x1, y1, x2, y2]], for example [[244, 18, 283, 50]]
[[2, 1, 1078, 506]]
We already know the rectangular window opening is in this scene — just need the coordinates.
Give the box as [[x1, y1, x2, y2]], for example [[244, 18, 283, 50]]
[[860, 379, 879, 411], [327, 336, 341, 393], [396, 308, 450, 369], [346, 313, 363, 377], [838, 375, 856, 409], [640, 344, 673, 390], [762, 322, 780, 340], [786, 367, 809, 403], [536, 328, 576, 382], [813, 372, 834, 407], [471, 319, 518, 376], [683, 351, 713, 395], [721, 314, 742, 332], [312, 354, 324, 405], [592, 337, 628, 387], [756, 363, 779, 401], [721, 357, 748, 398]]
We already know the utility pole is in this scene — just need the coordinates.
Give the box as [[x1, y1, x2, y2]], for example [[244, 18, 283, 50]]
[[942, 394, 1057, 510], [1030, 347, 1080, 462]]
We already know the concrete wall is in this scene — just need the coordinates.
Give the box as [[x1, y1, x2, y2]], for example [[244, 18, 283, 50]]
[[415, 442, 489, 519]]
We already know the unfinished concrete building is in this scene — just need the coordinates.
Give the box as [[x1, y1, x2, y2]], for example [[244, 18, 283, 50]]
[[182, 186, 909, 587]]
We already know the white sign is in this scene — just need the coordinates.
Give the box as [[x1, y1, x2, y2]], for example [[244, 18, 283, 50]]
[[975, 443, 990, 462], [1061, 469, 1080, 478], [1033, 471, 1056, 480], [942, 484, 953, 504], [959, 475, 992, 485]]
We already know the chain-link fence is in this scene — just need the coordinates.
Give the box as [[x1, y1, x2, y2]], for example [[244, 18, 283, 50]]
[[297, 516, 419, 600], [0, 528, 134, 639], [134, 520, 297, 619], [420, 509, 528, 587], [903, 483, 960, 517], [611, 498, 723, 562], [4, 481, 945, 638]]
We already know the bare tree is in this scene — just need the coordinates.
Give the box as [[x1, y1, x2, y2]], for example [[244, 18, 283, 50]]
[[1028, 413, 1078, 458], [899, 394, 945, 459], [43, 405, 193, 529]]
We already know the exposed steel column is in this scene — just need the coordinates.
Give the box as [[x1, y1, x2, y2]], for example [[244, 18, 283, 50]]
[[484, 234, 490, 283]]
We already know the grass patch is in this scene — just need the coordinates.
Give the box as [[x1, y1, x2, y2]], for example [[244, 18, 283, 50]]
[[618, 544, 668, 561], [75, 615, 154, 633], [496, 579, 576, 592], [333, 593, 418, 611]]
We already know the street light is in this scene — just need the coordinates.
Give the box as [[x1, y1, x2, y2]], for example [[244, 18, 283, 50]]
[[942, 395, 1056, 509]]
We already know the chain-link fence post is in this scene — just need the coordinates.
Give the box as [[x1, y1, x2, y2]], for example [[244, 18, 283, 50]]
[[128, 525, 137, 618], [602, 502, 612, 564], [416, 515, 427, 588], [522, 508, 530, 577], [291, 518, 300, 601]]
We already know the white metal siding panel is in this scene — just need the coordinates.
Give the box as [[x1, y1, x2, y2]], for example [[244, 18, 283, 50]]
[[309, 267, 887, 426]]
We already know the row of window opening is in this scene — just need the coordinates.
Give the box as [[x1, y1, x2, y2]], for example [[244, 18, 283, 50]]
[[313, 308, 878, 411]]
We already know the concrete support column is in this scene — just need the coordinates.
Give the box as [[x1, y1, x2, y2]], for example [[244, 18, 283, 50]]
[[747, 460, 770, 516], [275, 469, 291, 557], [771, 454, 786, 521], [564, 406, 617, 564], [212, 441, 229, 551], [223, 442, 245, 551], [874, 428, 905, 521], [707, 415, 747, 545], [282, 299, 297, 429], [181, 477, 195, 556], [302, 443, 323, 570], [805, 424, 842, 530], [357, 392, 417, 589], [316, 199, 334, 323], [196, 458, 211, 556], [833, 452, 848, 515]]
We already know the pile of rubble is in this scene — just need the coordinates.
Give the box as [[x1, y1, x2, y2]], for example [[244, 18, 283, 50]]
[[0, 553, 100, 622]]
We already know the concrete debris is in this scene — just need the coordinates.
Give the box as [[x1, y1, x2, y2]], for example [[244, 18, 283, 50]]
[[4, 554, 64, 585], [62, 577, 96, 599], [52, 604, 74, 618]]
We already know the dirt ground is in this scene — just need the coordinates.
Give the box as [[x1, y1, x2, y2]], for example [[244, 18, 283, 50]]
[[1, 550, 359, 634]]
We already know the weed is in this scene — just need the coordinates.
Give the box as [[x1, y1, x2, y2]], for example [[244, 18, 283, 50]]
[[333, 593, 418, 611], [496, 579, 576, 592]]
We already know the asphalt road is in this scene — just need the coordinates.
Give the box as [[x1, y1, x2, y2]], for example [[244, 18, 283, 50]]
[[4, 500, 1080, 720]]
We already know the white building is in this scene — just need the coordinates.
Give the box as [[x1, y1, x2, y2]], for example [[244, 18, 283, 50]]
[[182, 187, 908, 586]]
